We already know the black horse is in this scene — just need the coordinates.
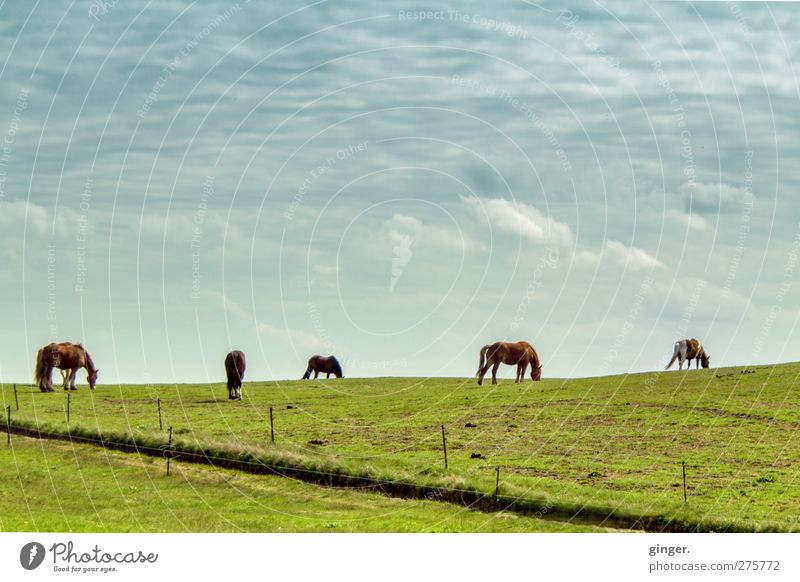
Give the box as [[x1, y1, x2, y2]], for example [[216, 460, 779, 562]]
[[302, 355, 343, 379], [224, 350, 246, 399]]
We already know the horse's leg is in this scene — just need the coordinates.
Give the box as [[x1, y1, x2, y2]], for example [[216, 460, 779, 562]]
[[326, 373, 330, 379], [314, 370, 319, 379], [478, 358, 494, 385], [70, 368, 78, 390], [478, 365, 487, 385], [491, 362, 500, 385]]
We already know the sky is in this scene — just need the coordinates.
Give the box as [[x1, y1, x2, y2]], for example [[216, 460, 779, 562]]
[[0, 1, 798, 384]]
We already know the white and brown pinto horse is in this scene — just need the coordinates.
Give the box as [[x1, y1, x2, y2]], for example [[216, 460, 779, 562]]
[[34, 342, 98, 392], [476, 341, 542, 385], [665, 338, 709, 370]]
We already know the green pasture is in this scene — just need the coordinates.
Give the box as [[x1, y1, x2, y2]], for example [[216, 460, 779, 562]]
[[2, 362, 799, 531], [1, 437, 606, 532]]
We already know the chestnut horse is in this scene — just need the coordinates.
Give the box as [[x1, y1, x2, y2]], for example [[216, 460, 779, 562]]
[[476, 341, 541, 385], [224, 350, 246, 400], [665, 338, 709, 370], [302, 355, 343, 379], [34, 342, 98, 392]]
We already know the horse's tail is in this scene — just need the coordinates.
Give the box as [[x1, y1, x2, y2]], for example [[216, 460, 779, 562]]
[[34, 348, 47, 386], [476, 345, 489, 378], [665, 342, 680, 370], [302, 366, 311, 380]]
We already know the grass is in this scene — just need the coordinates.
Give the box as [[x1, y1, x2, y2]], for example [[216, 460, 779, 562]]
[[2, 361, 799, 531], [0, 437, 608, 532]]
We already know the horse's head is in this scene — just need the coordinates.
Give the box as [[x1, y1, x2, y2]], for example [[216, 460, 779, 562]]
[[701, 354, 710, 369], [88, 369, 99, 390], [333, 361, 344, 378], [532, 365, 542, 381]]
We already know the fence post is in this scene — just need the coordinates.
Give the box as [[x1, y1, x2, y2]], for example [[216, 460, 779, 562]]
[[495, 466, 500, 498], [6, 405, 10, 446], [66, 393, 71, 424], [682, 461, 687, 505], [14, 384, 19, 411], [441, 424, 448, 470], [166, 426, 173, 476], [269, 407, 274, 443], [157, 398, 163, 431]]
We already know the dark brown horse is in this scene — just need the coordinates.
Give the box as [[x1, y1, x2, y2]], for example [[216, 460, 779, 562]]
[[302, 355, 343, 379], [476, 341, 541, 385], [224, 350, 246, 399], [34, 342, 98, 392]]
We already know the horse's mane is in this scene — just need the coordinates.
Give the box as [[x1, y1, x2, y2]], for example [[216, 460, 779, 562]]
[[83, 349, 96, 373]]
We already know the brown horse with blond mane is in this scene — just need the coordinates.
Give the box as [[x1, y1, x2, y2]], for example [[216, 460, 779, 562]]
[[34, 342, 98, 392], [476, 341, 541, 385]]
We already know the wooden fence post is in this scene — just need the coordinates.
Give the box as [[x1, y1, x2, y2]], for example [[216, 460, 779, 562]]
[[14, 384, 19, 411], [682, 461, 687, 505], [269, 407, 274, 443], [157, 398, 163, 431], [66, 393, 71, 424], [441, 424, 448, 470], [495, 466, 500, 497], [6, 405, 10, 446], [166, 426, 173, 476]]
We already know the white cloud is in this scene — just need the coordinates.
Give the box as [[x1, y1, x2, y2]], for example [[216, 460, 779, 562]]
[[461, 195, 573, 246], [604, 240, 665, 270], [667, 209, 711, 231], [680, 181, 752, 213], [383, 213, 484, 253], [577, 240, 665, 271], [312, 264, 339, 275], [256, 322, 325, 351], [206, 290, 250, 321]]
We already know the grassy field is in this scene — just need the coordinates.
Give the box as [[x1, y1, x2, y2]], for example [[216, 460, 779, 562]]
[[2, 361, 799, 531], [1, 437, 607, 532]]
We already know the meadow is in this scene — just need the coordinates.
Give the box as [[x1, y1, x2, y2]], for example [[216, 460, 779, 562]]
[[2, 361, 799, 532]]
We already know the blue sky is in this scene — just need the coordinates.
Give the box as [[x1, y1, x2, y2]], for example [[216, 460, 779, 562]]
[[0, 1, 798, 384]]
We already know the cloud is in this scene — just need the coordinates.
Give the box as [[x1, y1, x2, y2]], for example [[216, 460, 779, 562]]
[[577, 240, 665, 271], [383, 213, 485, 253], [312, 264, 339, 275], [461, 195, 573, 246], [680, 182, 752, 213], [667, 209, 711, 231], [256, 322, 325, 351], [604, 241, 665, 270], [206, 290, 250, 321]]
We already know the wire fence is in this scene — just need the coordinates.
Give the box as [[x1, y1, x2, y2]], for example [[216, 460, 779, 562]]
[[3, 418, 754, 533]]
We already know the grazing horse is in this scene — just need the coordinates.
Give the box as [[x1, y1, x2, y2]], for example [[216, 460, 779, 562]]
[[476, 341, 542, 385], [224, 350, 246, 400], [34, 342, 98, 392], [665, 338, 710, 370], [302, 355, 343, 379]]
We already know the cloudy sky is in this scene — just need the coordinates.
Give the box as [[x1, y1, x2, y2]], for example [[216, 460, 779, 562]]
[[0, 1, 798, 384]]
